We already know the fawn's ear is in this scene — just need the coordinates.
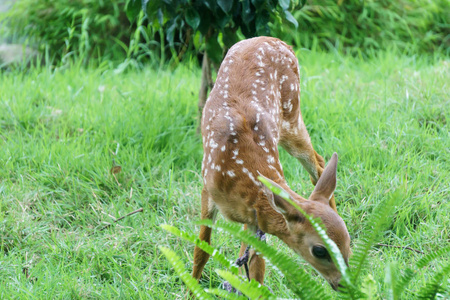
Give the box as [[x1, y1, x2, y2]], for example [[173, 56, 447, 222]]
[[260, 175, 303, 222], [309, 153, 338, 206]]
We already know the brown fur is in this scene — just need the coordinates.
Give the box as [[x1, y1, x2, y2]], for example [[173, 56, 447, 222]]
[[192, 37, 350, 293]]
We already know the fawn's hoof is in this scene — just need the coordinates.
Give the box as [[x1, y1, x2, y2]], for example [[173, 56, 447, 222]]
[[222, 281, 243, 295]]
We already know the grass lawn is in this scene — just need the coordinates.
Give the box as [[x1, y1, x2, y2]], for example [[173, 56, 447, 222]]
[[0, 50, 449, 299]]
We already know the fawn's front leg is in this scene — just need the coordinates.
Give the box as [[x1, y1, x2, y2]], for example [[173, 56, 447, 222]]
[[280, 116, 338, 212], [238, 224, 266, 284]]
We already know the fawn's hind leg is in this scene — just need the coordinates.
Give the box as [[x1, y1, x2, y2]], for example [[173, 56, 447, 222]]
[[192, 188, 217, 280], [280, 114, 337, 212]]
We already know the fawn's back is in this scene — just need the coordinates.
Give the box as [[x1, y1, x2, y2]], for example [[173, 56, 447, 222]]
[[201, 37, 305, 229]]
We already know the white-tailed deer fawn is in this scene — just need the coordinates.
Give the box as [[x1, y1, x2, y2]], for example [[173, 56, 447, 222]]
[[193, 37, 351, 291]]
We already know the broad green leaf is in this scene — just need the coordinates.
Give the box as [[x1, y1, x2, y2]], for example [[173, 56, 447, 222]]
[[185, 8, 200, 30], [157, 8, 163, 25], [218, 0, 234, 13], [145, 0, 162, 17], [125, 0, 142, 23], [279, 0, 290, 10], [165, 18, 178, 46], [206, 35, 223, 64], [222, 28, 239, 48], [216, 12, 232, 29], [241, 0, 255, 25], [284, 10, 298, 28], [255, 10, 270, 35], [251, 0, 266, 7]]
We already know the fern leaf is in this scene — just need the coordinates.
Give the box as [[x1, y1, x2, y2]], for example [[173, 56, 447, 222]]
[[360, 274, 380, 300], [350, 189, 403, 283], [416, 262, 450, 299], [394, 268, 415, 298], [160, 224, 239, 274], [384, 262, 399, 300], [199, 219, 327, 300], [216, 269, 276, 300], [159, 246, 214, 300], [395, 246, 450, 296], [416, 246, 450, 269]]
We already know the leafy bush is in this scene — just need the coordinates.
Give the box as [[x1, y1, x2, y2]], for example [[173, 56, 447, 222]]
[[140, 0, 299, 64], [275, 0, 450, 55], [2, 0, 448, 67], [3, 0, 134, 62], [160, 179, 450, 299]]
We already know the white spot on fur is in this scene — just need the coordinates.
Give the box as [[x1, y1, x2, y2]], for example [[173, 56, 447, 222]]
[[242, 167, 260, 186], [210, 139, 218, 149], [236, 159, 244, 164], [221, 145, 226, 152], [232, 149, 239, 159], [227, 170, 236, 177]]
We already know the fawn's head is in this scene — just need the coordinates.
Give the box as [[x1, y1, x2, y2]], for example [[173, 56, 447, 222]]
[[263, 153, 351, 291]]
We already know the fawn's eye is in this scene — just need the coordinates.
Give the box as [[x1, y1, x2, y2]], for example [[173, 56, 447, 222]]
[[312, 245, 330, 259]]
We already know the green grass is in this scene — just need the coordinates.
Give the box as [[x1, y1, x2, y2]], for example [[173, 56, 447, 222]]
[[0, 51, 449, 299]]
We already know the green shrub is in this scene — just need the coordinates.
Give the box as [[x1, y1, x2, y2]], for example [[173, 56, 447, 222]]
[[2, 0, 448, 65], [276, 0, 450, 56], [3, 0, 134, 62]]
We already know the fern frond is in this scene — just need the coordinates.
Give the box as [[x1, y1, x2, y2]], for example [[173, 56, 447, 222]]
[[395, 245, 450, 296], [199, 219, 327, 300], [205, 288, 248, 300], [216, 269, 276, 300], [394, 268, 415, 298], [350, 189, 403, 282], [416, 262, 450, 299], [159, 246, 214, 300], [160, 224, 239, 274], [416, 246, 450, 269], [360, 274, 380, 300], [384, 262, 399, 300]]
